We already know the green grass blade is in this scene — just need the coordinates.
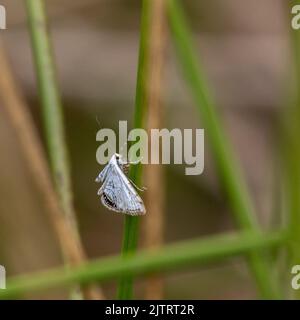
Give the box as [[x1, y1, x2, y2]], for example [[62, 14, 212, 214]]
[[25, 0, 78, 232], [167, 0, 281, 298], [117, 0, 151, 299], [25, 0, 96, 299], [285, 0, 300, 300], [0, 230, 287, 299]]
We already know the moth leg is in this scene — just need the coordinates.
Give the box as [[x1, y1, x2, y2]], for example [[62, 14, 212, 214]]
[[127, 156, 143, 165], [127, 177, 147, 192], [95, 173, 102, 183], [97, 184, 104, 195], [121, 163, 130, 175]]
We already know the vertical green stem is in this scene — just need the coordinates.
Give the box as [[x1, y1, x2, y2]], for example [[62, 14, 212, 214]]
[[26, 0, 85, 298], [25, 0, 106, 300], [25, 0, 78, 233], [25, 0, 95, 300], [117, 0, 151, 299], [286, 0, 300, 300], [167, 0, 280, 298]]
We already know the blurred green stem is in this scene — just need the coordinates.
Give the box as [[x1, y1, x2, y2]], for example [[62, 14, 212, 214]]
[[25, 0, 77, 234], [1, 230, 287, 299], [25, 0, 105, 300], [286, 0, 300, 300], [167, 0, 280, 299], [117, 0, 151, 300]]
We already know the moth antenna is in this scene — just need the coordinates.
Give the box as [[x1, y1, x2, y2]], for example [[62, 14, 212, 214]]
[[96, 115, 101, 128], [95, 117, 117, 159], [128, 156, 143, 165]]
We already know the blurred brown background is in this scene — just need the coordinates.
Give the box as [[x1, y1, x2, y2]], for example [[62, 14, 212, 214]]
[[0, 0, 292, 298]]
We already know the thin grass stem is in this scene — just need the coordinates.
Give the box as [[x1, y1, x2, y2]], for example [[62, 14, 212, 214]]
[[167, 0, 281, 299], [144, 0, 167, 299], [25, 0, 104, 300], [285, 0, 300, 300], [117, 0, 152, 300], [0, 230, 287, 299]]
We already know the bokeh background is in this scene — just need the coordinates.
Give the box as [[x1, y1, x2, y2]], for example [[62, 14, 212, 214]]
[[0, 0, 293, 298]]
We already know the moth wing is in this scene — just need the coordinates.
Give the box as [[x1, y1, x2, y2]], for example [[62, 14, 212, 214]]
[[116, 169, 146, 215], [100, 164, 146, 215], [100, 174, 125, 212], [95, 161, 111, 183]]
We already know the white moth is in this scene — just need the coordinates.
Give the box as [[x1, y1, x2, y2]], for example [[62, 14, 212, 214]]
[[95, 153, 146, 215]]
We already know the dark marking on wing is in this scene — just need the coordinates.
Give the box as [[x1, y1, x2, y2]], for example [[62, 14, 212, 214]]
[[102, 192, 117, 209]]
